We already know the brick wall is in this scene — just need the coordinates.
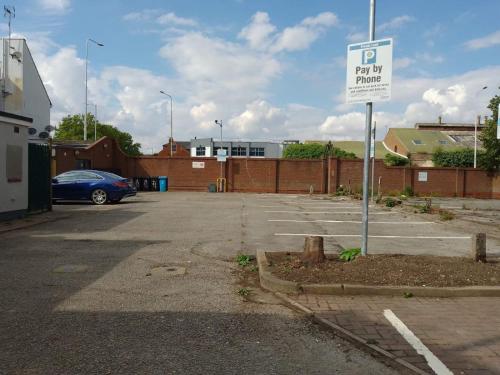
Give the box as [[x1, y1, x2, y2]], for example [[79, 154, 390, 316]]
[[54, 139, 498, 198]]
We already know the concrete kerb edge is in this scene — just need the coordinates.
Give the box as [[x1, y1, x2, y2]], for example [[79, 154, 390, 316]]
[[0, 213, 70, 234], [257, 251, 500, 297], [273, 292, 430, 375]]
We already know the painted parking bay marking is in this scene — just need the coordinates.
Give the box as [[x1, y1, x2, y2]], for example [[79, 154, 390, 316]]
[[274, 233, 470, 239], [265, 210, 392, 215], [384, 310, 453, 375], [268, 219, 434, 225]]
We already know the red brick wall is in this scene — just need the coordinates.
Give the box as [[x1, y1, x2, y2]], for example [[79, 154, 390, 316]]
[[56, 140, 497, 198]]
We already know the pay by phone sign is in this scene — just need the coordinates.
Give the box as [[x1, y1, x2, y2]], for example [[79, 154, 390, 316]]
[[346, 38, 393, 104]]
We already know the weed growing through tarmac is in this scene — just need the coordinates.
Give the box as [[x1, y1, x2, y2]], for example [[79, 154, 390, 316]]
[[403, 292, 414, 298], [236, 254, 251, 267], [249, 265, 258, 272], [439, 210, 455, 221], [339, 248, 361, 262], [237, 288, 250, 296]]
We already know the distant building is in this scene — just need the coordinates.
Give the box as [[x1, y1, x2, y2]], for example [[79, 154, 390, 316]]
[[383, 119, 484, 166], [158, 139, 191, 157], [305, 140, 387, 159], [190, 138, 284, 158], [0, 38, 52, 143]]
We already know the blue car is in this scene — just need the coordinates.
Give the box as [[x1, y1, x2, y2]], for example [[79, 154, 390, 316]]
[[52, 170, 136, 205]]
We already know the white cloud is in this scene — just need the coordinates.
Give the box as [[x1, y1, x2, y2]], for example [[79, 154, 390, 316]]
[[228, 100, 286, 136], [346, 32, 366, 43], [123, 9, 160, 22], [271, 12, 338, 53], [157, 12, 198, 27], [415, 52, 444, 64], [38, 0, 71, 13], [393, 57, 414, 70], [377, 15, 415, 33], [238, 12, 276, 50], [464, 30, 500, 50], [190, 102, 216, 121]]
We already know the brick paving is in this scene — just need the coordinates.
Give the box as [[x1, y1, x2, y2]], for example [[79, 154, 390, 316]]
[[290, 294, 500, 374]]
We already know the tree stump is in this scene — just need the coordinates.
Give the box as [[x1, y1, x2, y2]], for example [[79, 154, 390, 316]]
[[471, 233, 486, 262], [301, 236, 326, 265]]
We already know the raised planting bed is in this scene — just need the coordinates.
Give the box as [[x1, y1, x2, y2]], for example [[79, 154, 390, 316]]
[[258, 251, 500, 297]]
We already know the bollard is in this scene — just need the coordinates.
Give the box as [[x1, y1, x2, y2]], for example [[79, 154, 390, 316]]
[[301, 236, 325, 265], [471, 233, 486, 262]]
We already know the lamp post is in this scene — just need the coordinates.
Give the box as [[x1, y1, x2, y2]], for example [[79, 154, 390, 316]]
[[215, 120, 223, 184], [86, 102, 98, 141], [160, 91, 173, 156], [84, 38, 104, 141]]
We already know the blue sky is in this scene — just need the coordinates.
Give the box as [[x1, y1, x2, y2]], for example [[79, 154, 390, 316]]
[[7, 0, 500, 152]]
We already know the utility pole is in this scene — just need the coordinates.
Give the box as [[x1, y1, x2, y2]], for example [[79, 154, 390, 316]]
[[474, 115, 479, 168], [2, 6, 15, 101], [160, 91, 173, 156], [361, 0, 376, 256], [84, 38, 104, 141], [215, 120, 223, 183], [371, 121, 376, 201]]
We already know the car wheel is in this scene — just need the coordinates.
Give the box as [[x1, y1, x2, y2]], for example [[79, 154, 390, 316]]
[[91, 189, 107, 205]]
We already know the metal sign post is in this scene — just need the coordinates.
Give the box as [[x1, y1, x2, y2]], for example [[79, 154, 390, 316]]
[[346, 0, 392, 256]]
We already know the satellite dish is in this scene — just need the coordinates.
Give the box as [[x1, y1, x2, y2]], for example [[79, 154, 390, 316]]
[[45, 125, 55, 132], [28, 127, 37, 135], [10, 51, 22, 61], [38, 131, 49, 139]]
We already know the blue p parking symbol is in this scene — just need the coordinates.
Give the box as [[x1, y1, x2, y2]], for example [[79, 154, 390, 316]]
[[362, 49, 376, 64]]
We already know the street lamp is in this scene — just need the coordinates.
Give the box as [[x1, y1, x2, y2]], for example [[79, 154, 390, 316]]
[[215, 120, 223, 186], [84, 38, 104, 141], [86, 102, 98, 141], [160, 91, 173, 156]]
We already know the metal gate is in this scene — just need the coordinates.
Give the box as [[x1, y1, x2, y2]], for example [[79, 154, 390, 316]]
[[28, 143, 52, 213]]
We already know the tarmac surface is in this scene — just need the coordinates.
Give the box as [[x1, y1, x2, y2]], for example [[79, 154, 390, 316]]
[[0, 192, 402, 375]]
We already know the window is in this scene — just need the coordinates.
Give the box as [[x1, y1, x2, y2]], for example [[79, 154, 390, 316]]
[[76, 172, 103, 180], [56, 172, 79, 182], [412, 139, 424, 145], [438, 140, 448, 145], [6, 145, 22, 182], [231, 147, 247, 156], [213, 147, 228, 156], [172, 144, 177, 152], [75, 159, 91, 169], [196, 146, 206, 156], [249, 147, 265, 157], [13, 126, 19, 134]]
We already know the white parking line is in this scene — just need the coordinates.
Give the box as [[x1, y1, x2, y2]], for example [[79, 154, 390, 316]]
[[268, 219, 433, 224], [384, 309, 453, 375], [274, 233, 471, 239], [265, 211, 392, 215], [259, 205, 362, 209]]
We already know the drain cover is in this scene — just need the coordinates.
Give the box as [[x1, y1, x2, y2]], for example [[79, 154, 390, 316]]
[[149, 265, 186, 277], [53, 264, 89, 273]]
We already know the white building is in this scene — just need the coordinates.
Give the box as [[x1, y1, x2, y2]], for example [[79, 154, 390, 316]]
[[0, 111, 32, 219], [0, 38, 51, 142]]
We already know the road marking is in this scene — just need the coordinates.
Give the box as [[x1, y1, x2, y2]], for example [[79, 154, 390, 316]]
[[274, 233, 470, 239], [268, 219, 433, 224], [265, 210, 392, 215], [384, 309, 453, 375], [259, 205, 362, 209]]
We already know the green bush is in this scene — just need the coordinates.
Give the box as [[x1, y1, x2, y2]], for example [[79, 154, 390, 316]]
[[432, 147, 481, 168], [283, 143, 357, 159], [384, 153, 409, 166], [402, 186, 414, 197]]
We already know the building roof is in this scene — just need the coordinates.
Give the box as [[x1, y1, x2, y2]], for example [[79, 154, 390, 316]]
[[53, 138, 100, 149], [388, 128, 481, 154]]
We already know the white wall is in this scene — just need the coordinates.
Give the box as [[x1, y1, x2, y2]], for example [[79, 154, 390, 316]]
[[0, 121, 28, 215], [0, 39, 51, 140]]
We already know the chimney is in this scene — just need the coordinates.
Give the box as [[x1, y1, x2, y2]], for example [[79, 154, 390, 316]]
[[438, 116, 442, 124]]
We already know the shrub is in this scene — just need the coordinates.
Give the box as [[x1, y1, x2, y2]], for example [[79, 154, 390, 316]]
[[439, 210, 455, 221], [384, 153, 409, 166], [432, 147, 480, 168], [402, 186, 414, 197], [283, 143, 357, 159]]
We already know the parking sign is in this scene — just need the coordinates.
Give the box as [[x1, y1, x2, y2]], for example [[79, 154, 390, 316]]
[[346, 38, 393, 104]]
